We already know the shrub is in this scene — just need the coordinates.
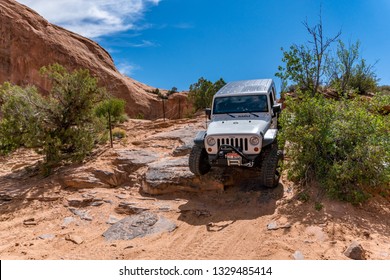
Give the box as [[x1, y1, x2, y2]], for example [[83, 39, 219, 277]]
[[279, 92, 389, 204], [188, 77, 226, 110], [135, 112, 144, 119], [0, 64, 107, 171], [112, 128, 126, 139]]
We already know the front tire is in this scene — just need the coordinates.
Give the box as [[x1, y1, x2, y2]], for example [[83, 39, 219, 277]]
[[259, 144, 283, 188], [189, 145, 211, 176]]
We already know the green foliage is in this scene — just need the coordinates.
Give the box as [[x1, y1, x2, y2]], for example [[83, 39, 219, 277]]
[[167, 87, 178, 96], [135, 112, 145, 119], [95, 98, 126, 123], [276, 13, 341, 95], [0, 64, 107, 170], [112, 127, 126, 139], [0, 83, 43, 153], [378, 85, 390, 94], [276, 44, 317, 94], [188, 77, 226, 110], [279, 92, 389, 204], [314, 202, 324, 211], [95, 98, 126, 148], [327, 40, 378, 95], [297, 191, 310, 202]]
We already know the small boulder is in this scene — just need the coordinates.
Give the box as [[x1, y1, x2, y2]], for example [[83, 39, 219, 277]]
[[344, 241, 366, 260], [103, 212, 177, 241], [65, 234, 84, 245]]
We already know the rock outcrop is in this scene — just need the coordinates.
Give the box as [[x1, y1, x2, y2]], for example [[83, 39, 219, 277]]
[[0, 0, 192, 119]]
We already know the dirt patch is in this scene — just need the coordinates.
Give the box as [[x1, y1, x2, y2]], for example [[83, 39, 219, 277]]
[[0, 117, 389, 260]]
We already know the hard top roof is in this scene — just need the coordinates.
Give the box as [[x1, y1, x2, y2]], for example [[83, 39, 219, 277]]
[[216, 79, 273, 95]]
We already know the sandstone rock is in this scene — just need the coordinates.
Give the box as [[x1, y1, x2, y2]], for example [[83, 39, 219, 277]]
[[142, 157, 225, 194], [344, 241, 366, 260], [147, 126, 198, 157], [106, 215, 120, 225], [38, 234, 55, 240], [61, 172, 105, 189], [0, 0, 192, 119], [103, 212, 177, 241], [61, 217, 75, 228], [267, 221, 278, 230], [65, 234, 84, 245], [61, 166, 127, 189], [23, 218, 37, 226], [114, 202, 149, 215], [113, 150, 158, 174], [90, 201, 104, 207], [92, 168, 128, 187], [68, 208, 93, 221]]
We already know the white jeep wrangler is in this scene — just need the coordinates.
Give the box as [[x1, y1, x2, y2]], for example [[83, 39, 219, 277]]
[[189, 79, 283, 188]]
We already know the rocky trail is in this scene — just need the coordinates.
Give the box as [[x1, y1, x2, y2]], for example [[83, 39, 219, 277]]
[[0, 116, 389, 260]]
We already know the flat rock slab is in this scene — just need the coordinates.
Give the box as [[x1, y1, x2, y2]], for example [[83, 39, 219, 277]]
[[113, 150, 158, 173], [103, 212, 177, 241], [142, 157, 225, 194], [149, 127, 197, 147]]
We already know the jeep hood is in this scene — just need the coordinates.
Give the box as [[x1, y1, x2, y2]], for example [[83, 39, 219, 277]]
[[207, 119, 270, 136]]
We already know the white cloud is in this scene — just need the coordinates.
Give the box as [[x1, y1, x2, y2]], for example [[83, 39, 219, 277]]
[[117, 62, 139, 76], [17, 0, 160, 38]]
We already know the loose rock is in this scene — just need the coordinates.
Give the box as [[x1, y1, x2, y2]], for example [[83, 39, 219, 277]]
[[38, 234, 55, 240], [61, 217, 76, 228], [114, 202, 149, 215], [344, 241, 366, 260], [106, 215, 121, 225], [68, 208, 93, 221], [293, 251, 305, 260], [23, 218, 37, 226], [103, 212, 177, 241], [65, 234, 84, 245]]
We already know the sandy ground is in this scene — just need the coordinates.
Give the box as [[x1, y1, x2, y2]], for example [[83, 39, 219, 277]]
[[0, 117, 389, 260]]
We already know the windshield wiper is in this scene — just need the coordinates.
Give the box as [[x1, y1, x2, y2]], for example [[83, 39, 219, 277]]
[[247, 112, 259, 117], [227, 113, 236, 118]]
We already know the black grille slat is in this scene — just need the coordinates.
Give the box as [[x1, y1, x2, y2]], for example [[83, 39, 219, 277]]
[[215, 137, 250, 151]]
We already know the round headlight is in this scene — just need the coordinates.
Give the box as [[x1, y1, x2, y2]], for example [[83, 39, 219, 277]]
[[206, 137, 216, 146], [249, 136, 260, 146]]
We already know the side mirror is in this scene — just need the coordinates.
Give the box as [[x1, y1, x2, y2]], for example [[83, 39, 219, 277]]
[[205, 108, 211, 120], [272, 104, 281, 114]]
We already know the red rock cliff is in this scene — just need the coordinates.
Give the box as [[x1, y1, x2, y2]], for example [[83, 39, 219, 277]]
[[0, 0, 191, 119]]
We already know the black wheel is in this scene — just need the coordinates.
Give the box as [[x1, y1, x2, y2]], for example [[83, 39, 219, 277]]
[[189, 145, 211, 176], [259, 144, 283, 188]]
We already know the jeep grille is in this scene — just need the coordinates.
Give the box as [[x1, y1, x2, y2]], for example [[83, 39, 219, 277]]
[[217, 137, 249, 151]]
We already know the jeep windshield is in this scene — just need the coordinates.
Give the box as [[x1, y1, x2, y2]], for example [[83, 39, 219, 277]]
[[212, 94, 268, 115]]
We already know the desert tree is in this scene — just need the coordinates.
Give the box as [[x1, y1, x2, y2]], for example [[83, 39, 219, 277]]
[[0, 64, 107, 172], [95, 98, 126, 148], [276, 9, 341, 95]]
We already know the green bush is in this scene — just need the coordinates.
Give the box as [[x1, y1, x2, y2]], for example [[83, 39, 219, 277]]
[[188, 77, 226, 110], [112, 127, 126, 139], [279, 92, 389, 204], [0, 64, 107, 171]]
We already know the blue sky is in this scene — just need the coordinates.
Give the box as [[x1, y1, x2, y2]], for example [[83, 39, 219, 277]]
[[18, 0, 390, 91]]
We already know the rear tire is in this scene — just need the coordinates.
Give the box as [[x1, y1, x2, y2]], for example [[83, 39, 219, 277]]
[[189, 145, 211, 176], [259, 143, 283, 188]]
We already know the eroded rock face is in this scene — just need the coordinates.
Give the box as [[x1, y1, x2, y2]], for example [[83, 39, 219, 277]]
[[0, 0, 192, 119]]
